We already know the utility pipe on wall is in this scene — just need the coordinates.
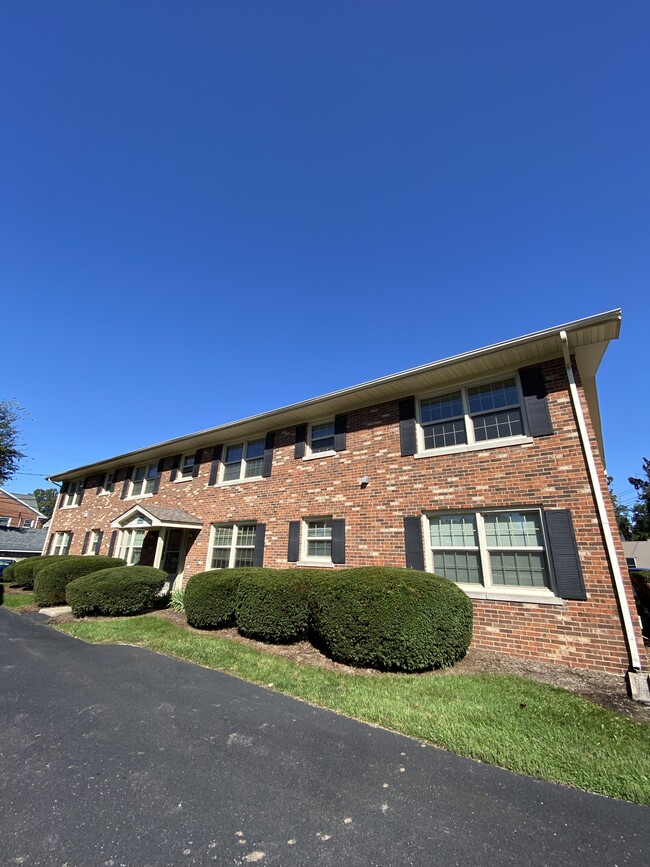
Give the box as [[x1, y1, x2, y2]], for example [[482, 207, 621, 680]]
[[560, 331, 641, 672]]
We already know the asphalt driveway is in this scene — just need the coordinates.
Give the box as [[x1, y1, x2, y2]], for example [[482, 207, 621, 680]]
[[0, 607, 648, 866]]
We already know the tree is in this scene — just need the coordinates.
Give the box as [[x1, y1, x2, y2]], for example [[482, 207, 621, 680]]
[[608, 476, 632, 540], [0, 400, 27, 486], [31, 487, 57, 519], [629, 458, 650, 540]]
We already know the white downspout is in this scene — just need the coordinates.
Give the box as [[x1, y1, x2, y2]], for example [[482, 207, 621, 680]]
[[560, 331, 641, 671], [42, 482, 62, 555]]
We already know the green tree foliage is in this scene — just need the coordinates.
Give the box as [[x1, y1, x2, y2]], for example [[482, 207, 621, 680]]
[[31, 487, 57, 518], [608, 476, 633, 540], [0, 401, 27, 486], [629, 458, 650, 540]]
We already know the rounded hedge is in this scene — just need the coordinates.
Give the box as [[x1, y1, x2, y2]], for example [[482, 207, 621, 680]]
[[4, 555, 61, 589], [631, 569, 650, 612], [235, 569, 312, 643], [184, 568, 248, 629], [66, 566, 167, 617], [34, 556, 125, 607], [308, 566, 473, 672]]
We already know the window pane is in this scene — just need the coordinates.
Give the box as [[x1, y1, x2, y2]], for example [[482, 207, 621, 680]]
[[429, 515, 477, 547], [423, 419, 467, 449], [134, 467, 146, 482], [181, 456, 195, 475], [484, 512, 544, 548], [244, 457, 264, 478], [468, 379, 519, 414], [225, 444, 244, 463], [234, 549, 254, 567], [311, 422, 335, 453], [223, 462, 242, 481], [312, 422, 334, 439], [236, 525, 257, 547], [490, 551, 547, 587], [421, 392, 463, 424], [433, 551, 482, 584], [307, 520, 332, 539], [472, 409, 523, 441], [213, 526, 233, 546], [308, 540, 332, 557], [211, 550, 230, 569], [246, 439, 265, 460]]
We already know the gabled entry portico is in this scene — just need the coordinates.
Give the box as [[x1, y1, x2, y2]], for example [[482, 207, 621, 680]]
[[110, 505, 203, 590]]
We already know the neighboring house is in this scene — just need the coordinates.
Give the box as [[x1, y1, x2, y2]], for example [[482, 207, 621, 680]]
[[0, 526, 47, 561], [623, 541, 650, 571], [45, 310, 643, 676], [0, 490, 48, 529]]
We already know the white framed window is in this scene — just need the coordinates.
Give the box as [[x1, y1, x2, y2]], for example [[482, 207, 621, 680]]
[[22, 519, 35, 528], [309, 421, 335, 455], [221, 439, 265, 483], [303, 517, 333, 563], [62, 480, 83, 508], [51, 531, 72, 556], [120, 529, 146, 565], [418, 376, 526, 454], [426, 510, 551, 593], [0, 516, 11, 527], [97, 472, 112, 495], [129, 464, 158, 498], [86, 529, 102, 556], [209, 523, 258, 569], [176, 453, 196, 482]]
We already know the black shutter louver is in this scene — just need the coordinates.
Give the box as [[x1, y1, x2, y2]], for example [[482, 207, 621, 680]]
[[331, 518, 346, 564], [399, 397, 417, 457], [120, 467, 134, 499], [208, 445, 222, 486], [77, 478, 87, 506], [544, 509, 587, 600], [262, 433, 275, 478], [95, 529, 103, 554], [287, 521, 301, 562], [169, 454, 181, 482], [294, 425, 307, 459], [81, 532, 90, 555], [334, 415, 347, 452], [107, 530, 118, 557], [192, 448, 202, 478], [152, 458, 165, 495], [519, 366, 554, 438], [253, 523, 266, 567], [404, 516, 425, 570], [107, 471, 116, 493]]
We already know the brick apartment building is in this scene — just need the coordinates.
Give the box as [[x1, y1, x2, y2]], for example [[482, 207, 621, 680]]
[[0, 490, 48, 529], [45, 310, 643, 675]]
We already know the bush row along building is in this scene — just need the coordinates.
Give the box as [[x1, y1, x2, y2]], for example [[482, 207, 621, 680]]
[[45, 310, 643, 675]]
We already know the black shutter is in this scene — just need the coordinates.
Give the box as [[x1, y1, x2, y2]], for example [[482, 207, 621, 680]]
[[120, 467, 134, 499], [331, 519, 346, 564], [399, 397, 417, 456], [192, 448, 202, 478], [208, 445, 222, 486], [107, 530, 118, 557], [152, 458, 165, 495], [519, 366, 554, 438], [81, 532, 90, 555], [544, 509, 586, 601], [294, 425, 307, 459], [253, 523, 266, 567], [404, 516, 425, 570], [95, 530, 104, 554], [169, 454, 181, 482], [334, 415, 347, 452], [287, 521, 301, 562], [262, 432, 275, 477], [107, 471, 116, 493], [77, 478, 87, 506], [60, 481, 70, 500]]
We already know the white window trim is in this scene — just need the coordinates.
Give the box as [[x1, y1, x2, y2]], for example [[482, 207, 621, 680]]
[[174, 454, 195, 483], [300, 516, 334, 565], [218, 438, 265, 485], [206, 522, 258, 570], [97, 473, 112, 496], [423, 510, 559, 604], [22, 519, 35, 528], [119, 528, 147, 565], [61, 480, 83, 509], [51, 531, 72, 556], [303, 420, 336, 460], [85, 529, 101, 556], [126, 464, 158, 499], [416, 373, 530, 458], [0, 516, 11, 526]]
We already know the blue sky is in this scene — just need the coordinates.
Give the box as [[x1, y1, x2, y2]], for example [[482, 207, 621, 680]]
[[1, 1, 648, 511]]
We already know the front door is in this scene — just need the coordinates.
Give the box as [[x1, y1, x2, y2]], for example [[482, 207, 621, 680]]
[[161, 529, 185, 591]]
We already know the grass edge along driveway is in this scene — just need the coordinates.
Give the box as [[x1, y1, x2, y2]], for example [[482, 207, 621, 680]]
[[55, 615, 650, 805]]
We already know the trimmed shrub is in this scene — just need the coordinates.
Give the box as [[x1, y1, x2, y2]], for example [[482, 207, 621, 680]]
[[236, 569, 312, 643], [5, 556, 60, 590], [66, 566, 167, 617], [34, 556, 125, 607], [185, 568, 250, 629], [630, 570, 650, 612], [309, 566, 473, 672]]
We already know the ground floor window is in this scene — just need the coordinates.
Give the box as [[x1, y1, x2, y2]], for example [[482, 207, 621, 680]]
[[120, 529, 146, 565], [209, 523, 258, 568], [427, 510, 550, 591], [51, 531, 73, 556], [304, 517, 333, 562]]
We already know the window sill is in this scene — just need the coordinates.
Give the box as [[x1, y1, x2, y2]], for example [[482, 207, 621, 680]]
[[302, 450, 336, 461], [462, 588, 564, 606], [295, 560, 335, 568], [414, 435, 533, 460], [60, 505, 79, 510], [125, 493, 154, 501], [217, 475, 263, 488], [173, 477, 193, 484]]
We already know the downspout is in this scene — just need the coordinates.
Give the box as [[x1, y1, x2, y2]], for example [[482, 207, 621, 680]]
[[559, 331, 641, 671], [42, 480, 62, 556]]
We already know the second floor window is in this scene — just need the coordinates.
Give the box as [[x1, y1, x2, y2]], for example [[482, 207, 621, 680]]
[[222, 439, 265, 482], [62, 481, 83, 508], [130, 465, 158, 497]]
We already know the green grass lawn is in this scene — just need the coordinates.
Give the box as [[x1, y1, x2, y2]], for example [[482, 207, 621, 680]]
[[56, 616, 650, 804], [2, 590, 35, 608]]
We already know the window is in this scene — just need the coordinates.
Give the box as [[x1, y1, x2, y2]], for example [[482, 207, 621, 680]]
[[86, 529, 102, 556], [51, 531, 72, 556], [304, 518, 333, 562], [419, 377, 525, 452], [98, 472, 113, 495], [177, 453, 196, 481], [120, 529, 146, 565], [221, 439, 265, 483], [209, 523, 258, 568], [62, 480, 83, 508], [0, 516, 10, 526], [22, 519, 35, 528], [310, 421, 335, 454], [427, 510, 550, 591], [129, 464, 158, 498]]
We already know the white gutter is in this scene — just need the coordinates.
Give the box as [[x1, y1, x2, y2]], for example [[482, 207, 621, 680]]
[[560, 331, 641, 671]]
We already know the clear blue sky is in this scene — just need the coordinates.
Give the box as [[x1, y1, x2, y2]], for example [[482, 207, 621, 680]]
[[1, 1, 648, 511]]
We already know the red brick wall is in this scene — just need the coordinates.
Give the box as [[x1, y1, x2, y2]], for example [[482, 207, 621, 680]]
[[48, 356, 643, 674], [0, 492, 44, 528]]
